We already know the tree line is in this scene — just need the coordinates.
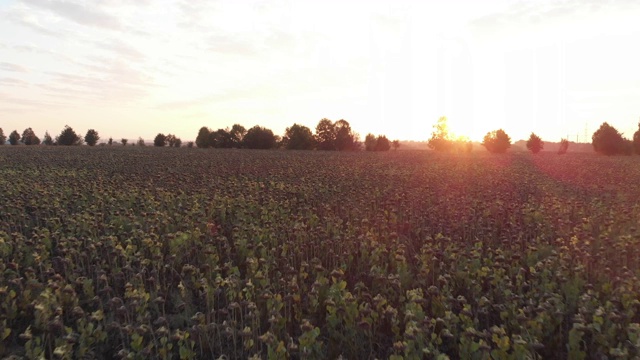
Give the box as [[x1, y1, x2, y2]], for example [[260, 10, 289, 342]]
[[427, 116, 640, 156], [2, 119, 639, 155]]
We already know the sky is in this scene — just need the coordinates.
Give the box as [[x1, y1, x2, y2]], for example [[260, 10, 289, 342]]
[[1, 0, 640, 143]]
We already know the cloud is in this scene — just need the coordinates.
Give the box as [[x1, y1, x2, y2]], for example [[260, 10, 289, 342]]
[[21, 0, 122, 30], [95, 39, 146, 62], [0, 62, 29, 73], [4, 5, 64, 37], [0, 78, 30, 87], [207, 33, 264, 56]]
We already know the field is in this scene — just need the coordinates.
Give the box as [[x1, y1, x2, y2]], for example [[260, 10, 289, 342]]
[[1, 147, 640, 360]]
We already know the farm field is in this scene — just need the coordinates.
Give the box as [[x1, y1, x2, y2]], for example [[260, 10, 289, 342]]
[[1, 147, 640, 359]]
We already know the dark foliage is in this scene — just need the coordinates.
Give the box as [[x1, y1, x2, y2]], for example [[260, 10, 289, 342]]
[[56, 125, 82, 146]]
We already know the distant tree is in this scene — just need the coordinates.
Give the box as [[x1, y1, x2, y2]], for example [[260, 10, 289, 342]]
[[482, 129, 511, 153], [121, 138, 128, 146], [242, 125, 277, 149], [526, 133, 543, 154], [165, 134, 178, 147], [283, 123, 315, 150], [592, 122, 626, 155], [230, 124, 246, 148], [0, 128, 6, 145], [108, 137, 113, 146], [154, 133, 167, 147], [392, 140, 400, 151], [43, 131, 54, 145], [210, 129, 234, 148], [428, 116, 453, 152], [364, 133, 377, 151], [9, 130, 20, 145], [558, 138, 569, 155], [315, 118, 336, 150], [196, 127, 211, 148], [375, 135, 391, 151], [334, 119, 358, 151], [633, 122, 640, 155], [137, 137, 146, 146], [21, 128, 40, 145], [56, 125, 82, 146], [84, 129, 100, 146], [187, 141, 194, 148], [173, 137, 182, 148]]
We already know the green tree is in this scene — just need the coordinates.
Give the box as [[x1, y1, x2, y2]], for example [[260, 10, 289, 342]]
[[242, 125, 277, 149], [283, 123, 315, 150], [592, 122, 626, 155], [230, 124, 246, 148], [315, 118, 336, 150], [0, 128, 6, 145], [9, 130, 20, 145], [21, 128, 40, 145], [375, 135, 391, 151], [195, 127, 211, 148], [428, 116, 453, 152], [154, 133, 167, 147], [121, 138, 128, 146], [84, 129, 100, 146], [392, 140, 400, 150], [526, 133, 543, 154], [56, 125, 82, 145], [482, 129, 511, 153], [43, 131, 54, 145], [633, 122, 640, 155]]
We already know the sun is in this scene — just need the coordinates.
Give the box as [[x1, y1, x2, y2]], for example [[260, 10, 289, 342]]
[[431, 116, 488, 143]]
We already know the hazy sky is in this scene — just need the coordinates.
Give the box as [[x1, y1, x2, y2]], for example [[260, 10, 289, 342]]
[[1, 0, 640, 142]]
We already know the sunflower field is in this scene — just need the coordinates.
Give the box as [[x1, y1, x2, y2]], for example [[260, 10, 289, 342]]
[[1, 146, 639, 359]]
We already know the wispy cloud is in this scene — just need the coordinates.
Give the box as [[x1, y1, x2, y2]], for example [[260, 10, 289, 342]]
[[21, 0, 122, 30], [0, 62, 29, 73]]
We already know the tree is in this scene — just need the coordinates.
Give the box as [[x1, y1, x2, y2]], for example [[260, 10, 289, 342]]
[[84, 129, 100, 146], [166, 134, 180, 147], [195, 127, 211, 148], [108, 137, 113, 146], [21, 128, 40, 145], [364, 133, 377, 151], [230, 124, 246, 148], [56, 125, 82, 145], [242, 126, 277, 149], [334, 119, 358, 151], [187, 141, 194, 148], [428, 116, 453, 152], [592, 122, 626, 155], [9, 130, 20, 145], [283, 123, 315, 150], [210, 129, 234, 148], [375, 135, 391, 151], [154, 133, 167, 147], [633, 122, 640, 155], [392, 140, 400, 151], [137, 137, 146, 146], [315, 118, 336, 150], [482, 129, 511, 153], [121, 138, 128, 146], [173, 137, 182, 148], [0, 128, 5, 145], [558, 138, 569, 155], [526, 133, 543, 154], [43, 131, 54, 145]]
